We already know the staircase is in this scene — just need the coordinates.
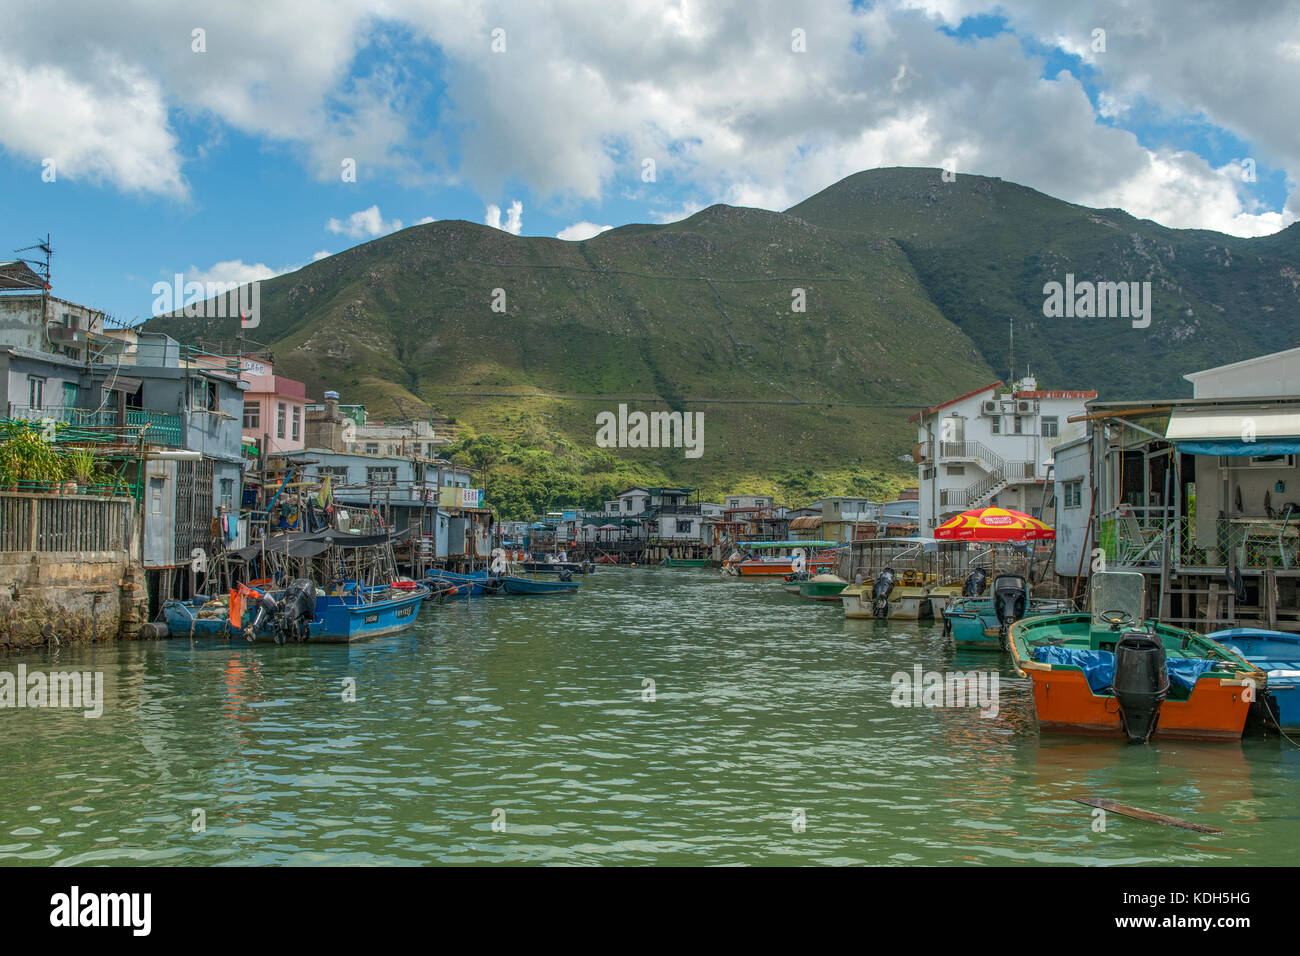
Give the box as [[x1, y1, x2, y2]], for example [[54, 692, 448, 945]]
[[936, 441, 1036, 512]]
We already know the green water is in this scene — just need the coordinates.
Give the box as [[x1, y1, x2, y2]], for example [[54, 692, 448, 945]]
[[2, 568, 1297, 865]]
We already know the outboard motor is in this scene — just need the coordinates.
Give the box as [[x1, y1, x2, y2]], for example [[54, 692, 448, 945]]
[[962, 567, 988, 598], [871, 567, 897, 618], [272, 578, 316, 645], [992, 574, 1028, 650], [1112, 631, 1169, 744], [558, 568, 573, 583]]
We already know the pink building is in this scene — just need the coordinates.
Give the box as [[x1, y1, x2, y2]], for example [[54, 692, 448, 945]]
[[238, 356, 306, 454]]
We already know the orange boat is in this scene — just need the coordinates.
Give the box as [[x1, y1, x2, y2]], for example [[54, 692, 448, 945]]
[[721, 541, 839, 577], [1005, 571, 1263, 742]]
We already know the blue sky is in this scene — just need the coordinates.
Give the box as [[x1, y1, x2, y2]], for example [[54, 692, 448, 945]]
[[2, 0, 1295, 325]]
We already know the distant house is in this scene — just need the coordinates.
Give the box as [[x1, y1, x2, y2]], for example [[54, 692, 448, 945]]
[[817, 497, 882, 543]]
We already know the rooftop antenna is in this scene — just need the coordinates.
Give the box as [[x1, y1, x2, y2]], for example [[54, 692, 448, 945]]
[[14, 235, 52, 287], [1008, 315, 1015, 386]]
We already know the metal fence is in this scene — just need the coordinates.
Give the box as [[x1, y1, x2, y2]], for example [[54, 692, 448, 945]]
[[0, 491, 134, 553]]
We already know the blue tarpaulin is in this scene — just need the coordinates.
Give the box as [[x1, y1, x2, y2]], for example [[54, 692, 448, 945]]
[[1033, 646, 1115, 692], [1174, 439, 1300, 456], [1031, 646, 1224, 692]]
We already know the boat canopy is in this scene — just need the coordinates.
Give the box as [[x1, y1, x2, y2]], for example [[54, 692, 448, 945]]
[[742, 540, 836, 548]]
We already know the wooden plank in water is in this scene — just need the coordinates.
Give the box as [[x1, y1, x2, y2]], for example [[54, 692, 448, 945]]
[[1074, 797, 1224, 834]]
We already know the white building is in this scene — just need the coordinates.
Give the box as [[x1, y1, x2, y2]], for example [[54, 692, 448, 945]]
[[913, 376, 1095, 533]]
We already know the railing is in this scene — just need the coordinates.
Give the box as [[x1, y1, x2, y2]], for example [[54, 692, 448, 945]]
[[6, 405, 183, 446], [0, 490, 134, 553]]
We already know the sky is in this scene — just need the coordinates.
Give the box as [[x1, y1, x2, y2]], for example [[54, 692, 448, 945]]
[[2, 0, 1297, 325]]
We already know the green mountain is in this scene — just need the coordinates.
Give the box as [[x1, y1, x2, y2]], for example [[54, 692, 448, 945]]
[[145, 167, 1300, 515], [787, 167, 1300, 399]]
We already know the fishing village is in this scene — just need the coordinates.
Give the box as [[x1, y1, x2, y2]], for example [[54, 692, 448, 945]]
[[3, 247, 1299, 757]]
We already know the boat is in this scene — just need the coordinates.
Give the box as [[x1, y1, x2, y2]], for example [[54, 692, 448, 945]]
[[782, 571, 810, 594], [839, 539, 952, 620], [235, 529, 433, 643], [162, 591, 272, 638], [798, 573, 849, 602], [424, 568, 502, 596], [942, 570, 1075, 650], [500, 575, 581, 595], [1006, 570, 1263, 742], [721, 541, 839, 577], [520, 559, 594, 574], [1207, 628, 1300, 729]]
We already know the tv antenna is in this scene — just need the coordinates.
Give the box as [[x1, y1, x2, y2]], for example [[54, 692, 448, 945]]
[[14, 235, 53, 287]]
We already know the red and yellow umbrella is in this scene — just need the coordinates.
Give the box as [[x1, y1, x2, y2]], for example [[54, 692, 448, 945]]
[[933, 506, 1055, 541]]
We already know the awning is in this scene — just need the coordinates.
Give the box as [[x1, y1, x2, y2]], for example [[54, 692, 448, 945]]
[[789, 516, 823, 530], [104, 375, 143, 394], [1166, 407, 1300, 456]]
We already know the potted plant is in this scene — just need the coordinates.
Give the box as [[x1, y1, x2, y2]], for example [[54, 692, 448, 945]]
[[66, 447, 96, 495]]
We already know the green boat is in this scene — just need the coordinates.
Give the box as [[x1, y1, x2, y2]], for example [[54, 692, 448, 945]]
[[798, 573, 849, 602], [1006, 570, 1263, 743]]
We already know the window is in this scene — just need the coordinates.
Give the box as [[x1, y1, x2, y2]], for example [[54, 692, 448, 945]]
[[947, 465, 965, 476], [243, 401, 260, 430], [366, 466, 397, 487], [277, 403, 287, 439], [1063, 479, 1083, 509], [28, 376, 45, 408], [319, 465, 348, 484], [1013, 416, 1023, 435], [991, 417, 1000, 434], [291, 405, 300, 442], [365, 442, 379, 455], [676, 520, 693, 535], [219, 478, 235, 509], [1041, 416, 1059, 438]]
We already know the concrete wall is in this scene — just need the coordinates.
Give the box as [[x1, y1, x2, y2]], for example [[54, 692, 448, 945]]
[[1053, 438, 1093, 576], [0, 551, 147, 648]]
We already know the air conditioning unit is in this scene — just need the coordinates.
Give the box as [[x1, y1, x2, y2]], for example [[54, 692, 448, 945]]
[[981, 401, 998, 416], [1017, 399, 1036, 415]]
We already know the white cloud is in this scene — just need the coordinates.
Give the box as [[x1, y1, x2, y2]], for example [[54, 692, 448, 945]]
[[0, 53, 185, 197], [556, 221, 611, 241], [184, 260, 282, 286], [416, 216, 437, 224], [312, 250, 332, 261], [0, 0, 1296, 237], [326, 205, 403, 238], [485, 200, 523, 235]]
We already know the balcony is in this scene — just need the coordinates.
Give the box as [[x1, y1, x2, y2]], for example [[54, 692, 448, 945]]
[[6, 404, 184, 447]]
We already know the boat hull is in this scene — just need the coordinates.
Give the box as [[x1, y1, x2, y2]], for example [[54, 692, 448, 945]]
[[1009, 614, 1260, 741], [501, 576, 581, 595], [841, 584, 933, 620], [1209, 628, 1300, 728]]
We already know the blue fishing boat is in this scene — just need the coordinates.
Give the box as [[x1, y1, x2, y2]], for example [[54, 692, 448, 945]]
[[425, 569, 501, 596], [500, 575, 581, 595], [308, 583, 432, 642], [238, 529, 434, 643], [1208, 628, 1300, 728]]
